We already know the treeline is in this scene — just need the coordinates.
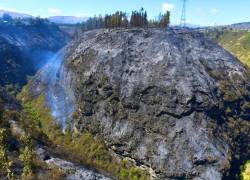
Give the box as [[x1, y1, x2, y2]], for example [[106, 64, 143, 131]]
[[0, 14, 54, 27], [82, 8, 170, 31]]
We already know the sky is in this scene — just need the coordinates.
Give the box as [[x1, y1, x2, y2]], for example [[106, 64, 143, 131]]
[[0, 0, 250, 26]]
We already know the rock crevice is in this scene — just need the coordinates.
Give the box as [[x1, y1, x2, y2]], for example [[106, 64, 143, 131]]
[[30, 28, 250, 179]]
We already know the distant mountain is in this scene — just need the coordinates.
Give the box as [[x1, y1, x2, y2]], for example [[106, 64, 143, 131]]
[[0, 10, 87, 24], [171, 23, 204, 29], [0, 10, 32, 19], [185, 23, 204, 28], [0, 20, 70, 86], [227, 22, 250, 30], [48, 16, 88, 24]]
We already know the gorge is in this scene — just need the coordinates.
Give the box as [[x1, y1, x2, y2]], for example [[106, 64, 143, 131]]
[[21, 28, 250, 179]]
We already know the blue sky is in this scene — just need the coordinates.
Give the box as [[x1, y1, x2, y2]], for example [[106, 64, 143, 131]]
[[0, 0, 250, 26]]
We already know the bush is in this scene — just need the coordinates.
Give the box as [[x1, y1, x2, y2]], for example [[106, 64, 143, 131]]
[[48, 168, 65, 180], [19, 135, 36, 178], [119, 159, 149, 180], [0, 128, 14, 179], [241, 161, 250, 180]]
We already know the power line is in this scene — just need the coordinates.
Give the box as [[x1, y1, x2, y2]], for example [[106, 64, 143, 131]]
[[180, 0, 187, 27]]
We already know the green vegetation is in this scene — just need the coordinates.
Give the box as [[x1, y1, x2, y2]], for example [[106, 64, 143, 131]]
[[18, 93, 150, 180], [219, 80, 239, 102], [0, 97, 14, 179], [206, 28, 250, 67], [241, 161, 250, 180], [0, 128, 14, 179], [219, 30, 250, 67], [19, 135, 36, 178], [206, 64, 250, 179], [4, 84, 21, 97], [119, 159, 149, 180], [82, 8, 170, 31], [0, 93, 66, 179]]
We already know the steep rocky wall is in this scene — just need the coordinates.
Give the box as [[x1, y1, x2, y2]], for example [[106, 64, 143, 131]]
[[30, 28, 250, 179], [28, 50, 76, 128]]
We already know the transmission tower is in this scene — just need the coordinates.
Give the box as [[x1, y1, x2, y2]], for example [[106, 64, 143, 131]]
[[180, 0, 187, 27]]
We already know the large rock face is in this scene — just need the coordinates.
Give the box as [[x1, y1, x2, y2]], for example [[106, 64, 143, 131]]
[[30, 28, 250, 179]]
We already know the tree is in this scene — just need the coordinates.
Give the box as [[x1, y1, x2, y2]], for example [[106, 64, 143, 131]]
[[123, 15, 129, 28], [0, 129, 14, 180], [157, 11, 170, 28], [20, 135, 36, 178], [81, 8, 169, 31], [130, 8, 148, 27], [2, 13, 12, 22], [163, 11, 170, 27], [144, 11, 148, 27], [104, 14, 111, 28]]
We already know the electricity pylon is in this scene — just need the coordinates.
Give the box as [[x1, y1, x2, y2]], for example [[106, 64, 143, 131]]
[[180, 0, 187, 27]]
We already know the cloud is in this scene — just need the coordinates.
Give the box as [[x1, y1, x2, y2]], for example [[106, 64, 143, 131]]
[[0, 7, 17, 12], [162, 2, 175, 11], [211, 8, 219, 14], [48, 8, 62, 15]]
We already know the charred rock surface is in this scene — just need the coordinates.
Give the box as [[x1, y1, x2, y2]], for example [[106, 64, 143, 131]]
[[30, 28, 250, 179]]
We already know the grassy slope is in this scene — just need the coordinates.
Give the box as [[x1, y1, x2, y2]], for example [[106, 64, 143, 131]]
[[220, 30, 250, 67], [208, 29, 250, 67], [0, 97, 65, 179]]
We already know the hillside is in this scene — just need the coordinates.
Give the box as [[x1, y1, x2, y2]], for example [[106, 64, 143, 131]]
[[219, 30, 250, 67], [227, 22, 250, 31], [48, 16, 87, 25], [205, 28, 250, 67], [0, 19, 70, 87], [0, 10, 32, 19], [21, 28, 250, 180]]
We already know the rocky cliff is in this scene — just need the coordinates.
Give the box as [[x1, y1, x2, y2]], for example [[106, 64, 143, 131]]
[[29, 28, 250, 179]]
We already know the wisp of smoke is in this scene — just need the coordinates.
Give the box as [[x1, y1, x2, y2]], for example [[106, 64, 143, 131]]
[[43, 49, 76, 130]]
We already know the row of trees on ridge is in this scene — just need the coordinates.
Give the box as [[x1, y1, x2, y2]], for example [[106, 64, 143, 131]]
[[82, 8, 170, 31]]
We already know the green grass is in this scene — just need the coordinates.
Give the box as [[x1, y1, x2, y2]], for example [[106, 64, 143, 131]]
[[207, 29, 250, 67], [219, 31, 250, 67]]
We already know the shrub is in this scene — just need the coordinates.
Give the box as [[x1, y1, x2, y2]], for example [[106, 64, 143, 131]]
[[241, 160, 250, 180], [119, 159, 149, 180], [0, 128, 14, 179], [19, 135, 36, 178], [48, 168, 66, 180]]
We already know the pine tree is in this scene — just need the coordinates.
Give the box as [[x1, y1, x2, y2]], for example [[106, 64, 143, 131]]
[[162, 11, 170, 28], [123, 14, 129, 28], [82, 8, 168, 30], [144, 11, 148, 27]]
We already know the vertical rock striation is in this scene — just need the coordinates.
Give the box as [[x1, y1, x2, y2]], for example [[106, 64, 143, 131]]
[[30, 28, 250, 179]]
